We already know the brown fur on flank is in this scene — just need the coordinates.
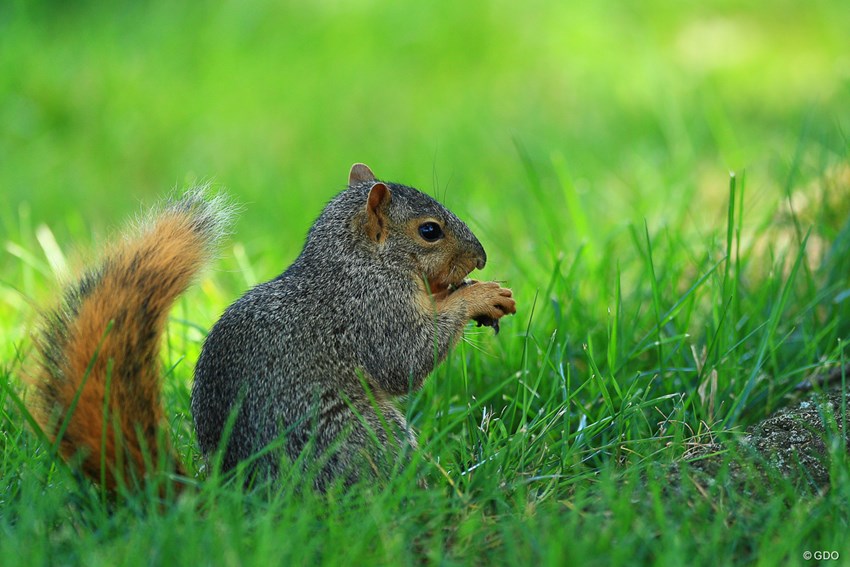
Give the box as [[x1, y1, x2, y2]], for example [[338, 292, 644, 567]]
[[28, 190, 230, 490]]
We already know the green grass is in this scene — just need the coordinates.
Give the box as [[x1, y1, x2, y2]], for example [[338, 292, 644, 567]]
[[2, 1, 850, 565]]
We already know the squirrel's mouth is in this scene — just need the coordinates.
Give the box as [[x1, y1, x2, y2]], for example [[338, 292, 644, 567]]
[[425, 279, 460, 296], [426, 276, 474, 297], [447, 279, 474, 293], [436, 276, 477, 297], [425, 257, 479, 296]]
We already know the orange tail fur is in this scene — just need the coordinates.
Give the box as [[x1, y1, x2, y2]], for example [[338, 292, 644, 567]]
[[29, 189, 232, 490]]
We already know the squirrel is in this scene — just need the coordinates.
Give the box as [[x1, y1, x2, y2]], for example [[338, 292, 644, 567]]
[[27, 163, 516, 492]]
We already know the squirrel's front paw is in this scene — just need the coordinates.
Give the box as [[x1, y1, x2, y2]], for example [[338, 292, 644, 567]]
[[453, 281, 516, 334]]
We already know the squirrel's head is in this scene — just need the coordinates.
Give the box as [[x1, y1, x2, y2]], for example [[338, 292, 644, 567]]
[[343, 163, 487, 294]]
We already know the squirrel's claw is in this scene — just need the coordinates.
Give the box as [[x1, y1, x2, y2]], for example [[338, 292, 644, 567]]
[[465, 281, 515, 335], [473, 315, 500, 335]]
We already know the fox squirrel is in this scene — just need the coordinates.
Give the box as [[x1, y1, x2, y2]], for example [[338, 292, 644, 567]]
[[28, 163, 516, 491]]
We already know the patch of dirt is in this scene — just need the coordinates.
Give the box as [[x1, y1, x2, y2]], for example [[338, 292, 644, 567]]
[[680, 388, 849, 491]]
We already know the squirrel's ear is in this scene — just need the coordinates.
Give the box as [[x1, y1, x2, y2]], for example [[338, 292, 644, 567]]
[[365, 182, 392, 244], [349, 163, 376, 185]]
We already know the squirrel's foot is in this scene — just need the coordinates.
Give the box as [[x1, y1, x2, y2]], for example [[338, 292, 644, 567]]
[[446, 280, 516, 334]]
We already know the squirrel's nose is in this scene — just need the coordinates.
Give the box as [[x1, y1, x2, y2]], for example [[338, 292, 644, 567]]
[[467, 232, 486, 270], [474, 239, 487, 270], [474, 245, 487, 270]]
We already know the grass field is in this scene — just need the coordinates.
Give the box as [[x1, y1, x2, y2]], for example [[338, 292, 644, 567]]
[[2, 1, 850, 565]]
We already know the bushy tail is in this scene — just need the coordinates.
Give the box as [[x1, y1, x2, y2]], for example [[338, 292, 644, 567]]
[[29, 189, 233, 491]]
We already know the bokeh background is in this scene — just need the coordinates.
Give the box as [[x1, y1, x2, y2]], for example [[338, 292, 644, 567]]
[[3, 5, 850, 562], [2, 0, 849, 341]]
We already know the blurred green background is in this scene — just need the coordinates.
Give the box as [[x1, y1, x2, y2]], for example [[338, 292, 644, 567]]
[[2, 0, 849, 325], [3, 4, 850, 561]]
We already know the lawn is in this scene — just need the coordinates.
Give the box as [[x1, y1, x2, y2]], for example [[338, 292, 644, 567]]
[[2, 1, 850, 565]]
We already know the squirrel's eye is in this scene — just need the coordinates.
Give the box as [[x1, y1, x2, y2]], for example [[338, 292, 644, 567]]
[[418, 221, 444, 242]]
